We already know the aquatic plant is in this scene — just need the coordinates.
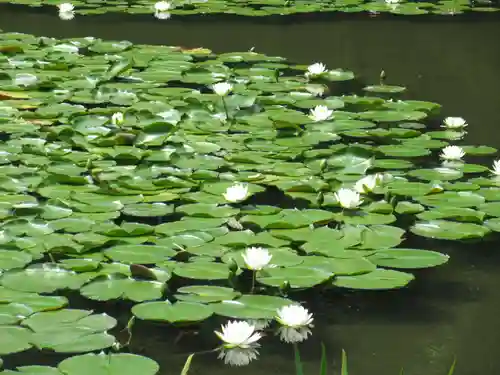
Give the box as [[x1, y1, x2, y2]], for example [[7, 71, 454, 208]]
[[0, 29, 497, 373], [6, 0, 498, 17]]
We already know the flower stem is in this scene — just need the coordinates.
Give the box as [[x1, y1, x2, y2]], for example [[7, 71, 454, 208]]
[[221, 97, 230, 122], [251, 271, 256, 294]]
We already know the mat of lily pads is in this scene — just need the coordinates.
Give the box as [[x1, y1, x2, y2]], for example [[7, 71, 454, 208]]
[[2, 0, 499, 16], [1, 30, 500, 360]]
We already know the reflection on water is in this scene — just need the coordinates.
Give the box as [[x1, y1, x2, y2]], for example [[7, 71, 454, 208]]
[[1, 6, 500, 375]]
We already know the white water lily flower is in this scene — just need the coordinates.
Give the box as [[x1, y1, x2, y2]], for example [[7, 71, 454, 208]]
[[215, 321, 262, 349], [58, 10, 75, 20], [58, 2, 74, 12], [306, 62, 327, 78], [440, 145, 465, 160], [276, 305, 314, 344], [218, 347, 259, 366], [354, 173, 383, 193], [14, 73, 37, 87], [385, 0, 400, 3], [111, 112, 124, 125], [490, 160, 500, 176], [308, 105, 333, 122], [443, 116, 467, 129], [212, 82, 233, 96], [154, 1, 172, 11], [334, 188, 363, 209], [154, 11, 171, 19], [242, 247, 272, 271], [223, 183, 249, 203]]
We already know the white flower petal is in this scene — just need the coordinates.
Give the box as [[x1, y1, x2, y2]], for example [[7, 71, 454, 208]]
[[334, 188, 363, 209], [306, 62, 327, 77], [215, 321, 262, 348], [308, 105, 333, 122], [58, 2, 74, 12], [442, 116, 467, 129], [491, 160, 500, 176], [212, 82, 233, 96], [223, 183, 249, 203], [154, 1, 172, 11], [276, 305, 314, 328], [440, 145, 465, 160], [242, 247, 272, 271]]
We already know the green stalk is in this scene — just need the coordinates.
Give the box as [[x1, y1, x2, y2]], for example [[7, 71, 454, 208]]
[[341, 349, 348, 375], [221, 97, 230, 122], [250, 271, 256, 294], [294, 343, 304, 375], [319, 343, 327, 375]]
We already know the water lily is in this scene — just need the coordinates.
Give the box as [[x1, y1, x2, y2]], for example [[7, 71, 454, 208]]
[[385, 0, 400, 3], [218, 347, 259, 366], [223, 183, 249, 203], [334, 188, 363, 209], [215, 321, 262, 349], [14, 73, 37, 87], [354, 173, 383, 193], [212, 82, 233, 96], [440, 145, 465, 160], [57, 2, 74, 12], [154, 1, 172, 12], [276, 305, 314, 344], [242, 247, 272, 271], [308, 105, 333, 122], [443, 116, 467, 129], [306, 62, 327, 78], [491, 160, 500, 176], [111, 112, 124, 126]]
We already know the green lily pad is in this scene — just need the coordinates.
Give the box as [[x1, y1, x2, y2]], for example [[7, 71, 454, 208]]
[[333, 269, 415, 290], [132, 301, 213, 323]]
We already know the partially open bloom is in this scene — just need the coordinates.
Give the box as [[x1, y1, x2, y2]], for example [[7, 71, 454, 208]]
[[14, 73, 37, 87], [443, 116, 467, 129], [154, 1, 172, 12], [334, 188, 363, 209], [242, 247, 272, 271], [354, 173, 383, 193], [308, 105, 333, 122], [223, 183, 249, 203], [491, 160, 500, 176], [212, 82, 233, 96], [57, 2, 74, 12], [215, 321, 262, 349], [111, 112, 124, 126], [440, 145, 465, 160], [276, 305, 314, 344], [306, 62, 327, 78]]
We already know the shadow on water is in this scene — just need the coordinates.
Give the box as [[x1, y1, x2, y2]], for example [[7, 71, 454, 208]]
[[1, 5, 500, 375]]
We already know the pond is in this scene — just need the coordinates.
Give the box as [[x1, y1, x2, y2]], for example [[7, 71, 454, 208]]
[[1, 4, 500, 375]]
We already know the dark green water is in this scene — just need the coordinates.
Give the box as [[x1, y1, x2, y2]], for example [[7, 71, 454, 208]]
[[1, 6, 500, 375]]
